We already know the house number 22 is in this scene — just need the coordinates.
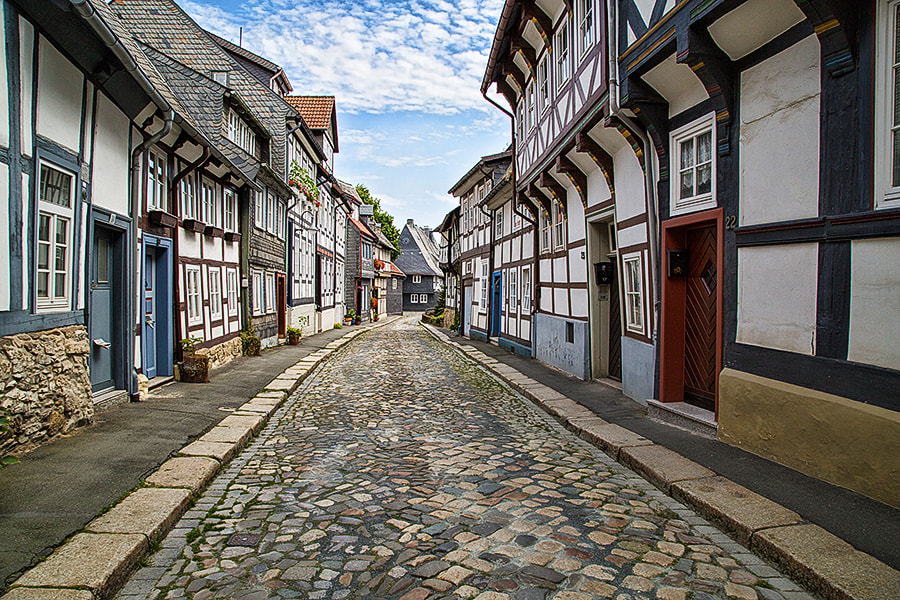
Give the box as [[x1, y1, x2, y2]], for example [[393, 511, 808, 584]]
[[725, 215, 737, 230]]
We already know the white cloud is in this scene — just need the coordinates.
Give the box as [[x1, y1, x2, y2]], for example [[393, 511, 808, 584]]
[[182, 0, 504, 115]]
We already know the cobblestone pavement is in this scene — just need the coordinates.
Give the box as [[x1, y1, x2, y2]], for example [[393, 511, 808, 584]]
[[118, 318, 817, 600]]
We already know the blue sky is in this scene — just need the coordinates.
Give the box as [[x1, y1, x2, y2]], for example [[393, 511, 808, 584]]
[[182, 0, 511, 229]]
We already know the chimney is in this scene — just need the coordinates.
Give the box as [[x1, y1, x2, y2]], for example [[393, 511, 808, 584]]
[[407, 218, 414, 225]]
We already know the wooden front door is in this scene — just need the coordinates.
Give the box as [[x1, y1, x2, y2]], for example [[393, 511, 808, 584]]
[[277, 274, 286, 337], [683, 224, 717, 411], [608, 270, 622, 380]]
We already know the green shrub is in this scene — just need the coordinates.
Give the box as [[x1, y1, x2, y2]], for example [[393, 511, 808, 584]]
[[240, 328, 261, 356]]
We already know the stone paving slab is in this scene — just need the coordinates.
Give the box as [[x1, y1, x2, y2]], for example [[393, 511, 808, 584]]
[[620, 444, 717, 493], [179, 440, 239, 463], [144, 456, 220, 493], [752, 524, 900, 600], [0, 588, 94, 600], [13, 532, 146, 599], [197, 424, 253, 446], [216, 413, 265, 434], [87, 487, 192, 543], [263, 377, 295, 391], [574, 421, 654, 458], [670, 476, 803, 546], [233, 403, 273, 415]]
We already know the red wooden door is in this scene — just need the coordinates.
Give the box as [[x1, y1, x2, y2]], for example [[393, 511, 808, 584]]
[[683, 225, 717, 411]]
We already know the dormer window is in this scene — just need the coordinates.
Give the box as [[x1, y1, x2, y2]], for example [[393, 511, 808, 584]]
[[227, 109, 257, 156], [211, 71, 229, 87]]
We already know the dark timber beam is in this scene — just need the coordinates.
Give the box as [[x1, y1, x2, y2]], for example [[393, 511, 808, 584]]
[[575, 132, 615, 200], [794, 0, 857, 77], [539, 171, 567, 214], [525, 180, 553, 216], [677, 24, 736, 155], [620, 75, 669, 176], [555, 155, 588, 208], [501, 58, 526, 92]]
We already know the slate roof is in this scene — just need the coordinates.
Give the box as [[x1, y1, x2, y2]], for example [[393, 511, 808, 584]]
[[285, 96, 335, 130], [448, 148, 513, 196], [395, 221, 442, 278], [205, 30, 293, 94], [110, 0, 300, 181], [335, 179, 363, 206], [349, 217, 377, 241], [387, 262, 406, 278]]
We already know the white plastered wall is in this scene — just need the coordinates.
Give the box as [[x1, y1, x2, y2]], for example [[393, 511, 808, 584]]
[[36, 36, 83, 154], [739, 35, 821, 226], [0, 165, 9, 311], [91, 93, 130, 216], [0, 13, 9, 149], [848, 238, 900, 371], [737, 243, 818, 355]]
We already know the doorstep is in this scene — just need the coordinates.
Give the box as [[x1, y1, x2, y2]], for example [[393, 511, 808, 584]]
[[646, 399, 717, 439], [93, 389, 130, 413]]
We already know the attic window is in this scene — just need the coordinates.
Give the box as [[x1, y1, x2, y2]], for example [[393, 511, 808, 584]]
[[211, 71, 229, 87], [227, 109, 256, 156]]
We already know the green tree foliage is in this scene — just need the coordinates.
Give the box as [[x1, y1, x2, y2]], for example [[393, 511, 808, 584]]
[[356, 184, 401, 260]]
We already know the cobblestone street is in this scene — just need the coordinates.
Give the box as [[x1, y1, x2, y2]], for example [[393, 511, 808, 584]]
[[119, 318, 816, 600]]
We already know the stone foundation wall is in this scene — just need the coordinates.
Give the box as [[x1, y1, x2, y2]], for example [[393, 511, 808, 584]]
[[443, 308, 457, 330], [198, 337, 242, 371], [0, 326, 94, 455]]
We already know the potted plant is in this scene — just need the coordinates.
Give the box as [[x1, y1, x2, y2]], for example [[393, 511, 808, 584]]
[[286, 326, 301, 345], [241, 328, 261, 356], [179, 336, 209, 383], [344, 309, 356, 326]]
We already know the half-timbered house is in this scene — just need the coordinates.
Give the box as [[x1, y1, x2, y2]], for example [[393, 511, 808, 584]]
[[613, 0, 900, 508], [449, 151, 512, 340], [435, 207, 461, 330], [395, 220, 443, 313]]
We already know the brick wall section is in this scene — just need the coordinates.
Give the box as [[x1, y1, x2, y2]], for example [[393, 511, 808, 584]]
[[0, 326, 93, 455]]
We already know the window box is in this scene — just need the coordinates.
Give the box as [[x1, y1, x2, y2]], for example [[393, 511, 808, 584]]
[[224, 231, 241, 243], [204, 225, 224, 238], [148, 209, 177, 228], [182, 218, 205, 233]]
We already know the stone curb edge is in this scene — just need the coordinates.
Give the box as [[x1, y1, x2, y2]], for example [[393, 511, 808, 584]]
[[420, 323, 900, 600], [0, 316, 398, 600]]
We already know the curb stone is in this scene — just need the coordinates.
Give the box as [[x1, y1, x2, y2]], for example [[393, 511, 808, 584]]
[[0, 316, 396, 600], [420, 322, 900, 600]]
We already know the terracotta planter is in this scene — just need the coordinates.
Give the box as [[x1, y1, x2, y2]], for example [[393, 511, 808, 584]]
[[288, 334, 300, 345], [180, 353, 209, 383]]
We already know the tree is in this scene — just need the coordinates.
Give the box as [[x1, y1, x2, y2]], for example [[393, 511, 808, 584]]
[[356, 184, 401, 260]]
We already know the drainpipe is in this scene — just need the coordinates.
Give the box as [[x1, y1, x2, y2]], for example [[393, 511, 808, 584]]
[[606, 0, 660, 336]]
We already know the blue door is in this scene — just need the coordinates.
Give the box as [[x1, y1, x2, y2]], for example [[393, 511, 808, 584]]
[[491, 272, 502, 338], [90, 228, 115, 393], [143, 248, 158, 379]]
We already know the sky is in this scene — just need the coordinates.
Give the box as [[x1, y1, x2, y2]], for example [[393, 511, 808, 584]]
[[181, 0, 512, 229]]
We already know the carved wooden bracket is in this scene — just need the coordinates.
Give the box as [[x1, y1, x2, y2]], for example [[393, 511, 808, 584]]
[[677, 25, 735, 156], [511, 38, 536, 73], [539, 172, 567, 216], [501, 58, 526, 93], [575, 132, 615, 200], [608, 115, 646, 174], [525, 180, 553, 216], [620, 76, 669, 176], [520, 0, 553, 50], [496, 79, 518, 109], [556, 155, 588, 208], [794, 0, 856, 77]]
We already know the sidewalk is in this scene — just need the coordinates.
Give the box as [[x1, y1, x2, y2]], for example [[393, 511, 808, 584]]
[[424, 325, 900, 600], [0, 320, 387, 594]]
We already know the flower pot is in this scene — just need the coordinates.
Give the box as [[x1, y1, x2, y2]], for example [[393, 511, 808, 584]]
[[179, 353, 209, 383], [288, 334, 300, 345], [343, 318, 352, 326]]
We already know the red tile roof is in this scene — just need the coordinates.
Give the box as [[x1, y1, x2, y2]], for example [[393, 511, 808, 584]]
[[349, 217, 376, 240], [285, 96, 335, 130]]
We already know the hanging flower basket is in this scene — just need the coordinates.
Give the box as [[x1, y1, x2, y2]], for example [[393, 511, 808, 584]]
[[288, 160, 320, 206]]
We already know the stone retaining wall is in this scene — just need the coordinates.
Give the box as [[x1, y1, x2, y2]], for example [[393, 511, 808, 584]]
[[198, 337, 242, 371], [0, 325, 94, 455]]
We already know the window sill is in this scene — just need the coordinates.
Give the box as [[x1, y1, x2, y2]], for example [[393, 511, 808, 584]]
[[204, 225, 224, 238], [224, 231, 241, 242], [148, 209, 177, 228], [182, 218, 205, 233]]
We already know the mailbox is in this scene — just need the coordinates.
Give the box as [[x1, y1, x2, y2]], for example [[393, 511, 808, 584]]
[[594, 261, 615, 285], [667, 249, 689, 278]]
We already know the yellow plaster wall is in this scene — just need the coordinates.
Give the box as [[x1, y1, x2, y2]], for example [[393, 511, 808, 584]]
[[718, 368, 900, 509]]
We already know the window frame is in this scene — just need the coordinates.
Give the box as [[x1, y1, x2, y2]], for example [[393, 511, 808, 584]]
[[226, 268, 239, 317], [208, 267, 222, 321], [185, 265, 203, 326], [526, 81, 536, 131], [622, 252, 645, 335], [412, 275, 422, 284], [556, 19, 570, 91], [538, 53, 550, 114], [252, 270, 263, 316], [36, 160, 76, 312], [147, 149, 167, 211], [553, 200, 566, 250], [540, 209, 551, 253], [522, 266, 531, 312], [480, 260, 489, 313], [201, 178, 217, 226], [180, 172, 199, 220], [669, 113, 717, 216], [224, 188, 237, 232], [578, 0, 595, 56], [508, 268, 517, 312], [265, 272, 275, 313], [877, 0, 900, 208]]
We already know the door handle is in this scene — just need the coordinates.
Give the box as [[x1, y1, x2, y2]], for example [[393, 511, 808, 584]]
[[93, 338, 111, 350], [146, 317, 156, 328]]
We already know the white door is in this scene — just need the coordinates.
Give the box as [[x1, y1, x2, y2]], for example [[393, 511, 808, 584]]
[[463, 286, 472, 337]]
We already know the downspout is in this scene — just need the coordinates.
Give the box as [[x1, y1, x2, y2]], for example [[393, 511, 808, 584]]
[[606, 0, 660, 335]]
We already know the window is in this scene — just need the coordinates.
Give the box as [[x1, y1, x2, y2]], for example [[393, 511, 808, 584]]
[[608, 222, 617, 253], [411, 294, 419, 304], [224, 188, 236, 232], [226, 269, 238, 317], [254, 189, 264, 229], [522, 267, 531, 312], [538, 54, 550, 113], [413, 275, 421, 284], [362, 242, 372, 260], [526, 81, 535, 130], [509, 269, 517, 312], [517, 100, 526, 144], [578, 0, 594, 55], [495, 208, 503, 238], [252, 271, 263, 316], [878, 1, 900, 207], [209, 267, 222, 320], [186, 266, 202, 325], [556, 20, 570, 90], [181, 173, 198, 220], [540, 209, 551, 253], [553, 200, 566, 249], [265, 272, 275, 313], [147, 150, 166, 210], [623, 253, 644, 333], [480, 260, 489, 313], [266, 191, 276, 234], [393, 278, 398, 290], [670, 115, 716, 215], [227, 110, 256, 156], [37, 161, 75, 311], [202, 180, 217, 226]]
